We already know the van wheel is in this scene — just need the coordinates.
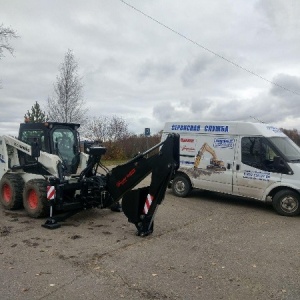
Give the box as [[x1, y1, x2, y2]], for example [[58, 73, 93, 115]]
[[272, 190, 300, 216], [23, 179, 49, 218], [172, 175, 191, 197], [0, 173, 24, 210]]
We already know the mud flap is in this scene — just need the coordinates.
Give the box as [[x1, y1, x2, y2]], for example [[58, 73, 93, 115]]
[[122, 186, 154, 237]]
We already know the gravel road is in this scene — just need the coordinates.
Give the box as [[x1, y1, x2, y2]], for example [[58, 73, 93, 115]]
[[0, 179, 299, 300]]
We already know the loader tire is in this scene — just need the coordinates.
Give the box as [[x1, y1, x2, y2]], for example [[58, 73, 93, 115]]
[[0, 173, 24, 210], [23, 179, 49, 218]]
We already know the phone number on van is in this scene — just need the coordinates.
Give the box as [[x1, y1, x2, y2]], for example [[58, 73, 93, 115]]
[[243, 170, 270, 181]]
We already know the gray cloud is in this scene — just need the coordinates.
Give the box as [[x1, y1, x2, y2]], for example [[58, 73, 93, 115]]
[[181, 55, 213, 87], [138, 59, 176, 82], [270, 74, 300, 99], [255, 0, 300, 38]]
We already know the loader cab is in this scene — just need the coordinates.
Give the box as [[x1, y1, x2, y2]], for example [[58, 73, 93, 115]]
[[18, 122, 81, 175]]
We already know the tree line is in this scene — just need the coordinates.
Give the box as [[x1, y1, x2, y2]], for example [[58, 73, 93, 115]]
[[25, 99, 161, 160], [281, 128, 300, 147]]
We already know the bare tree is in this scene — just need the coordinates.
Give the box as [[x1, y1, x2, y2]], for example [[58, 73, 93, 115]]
[[85, 115, 129, 142], [47, 49, 87, 124], [84, 116, 110, 142], [108, 115, 129, 142], [0, 24, 18, 88], [0, 24, 18, 59]]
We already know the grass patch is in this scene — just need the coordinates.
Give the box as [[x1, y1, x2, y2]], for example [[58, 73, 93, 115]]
[[101, 160, 127, 166]]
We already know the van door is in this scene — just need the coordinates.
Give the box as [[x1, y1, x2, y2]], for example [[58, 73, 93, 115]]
[[233, 136, 282, 199], [191, 135, 236, 193]]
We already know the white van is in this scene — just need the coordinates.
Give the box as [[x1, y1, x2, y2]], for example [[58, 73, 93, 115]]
[[162, 121, 300, 216]]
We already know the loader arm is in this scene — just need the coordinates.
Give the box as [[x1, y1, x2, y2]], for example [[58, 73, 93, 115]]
[[106, 133, 180, 236], [0, 135, 61, 177]]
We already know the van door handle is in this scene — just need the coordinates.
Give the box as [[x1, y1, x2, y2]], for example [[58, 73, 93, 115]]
[[236, 164, 240, 171]]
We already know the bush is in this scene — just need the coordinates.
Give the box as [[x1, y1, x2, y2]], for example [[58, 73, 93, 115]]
[[102, 133, 162, 160]]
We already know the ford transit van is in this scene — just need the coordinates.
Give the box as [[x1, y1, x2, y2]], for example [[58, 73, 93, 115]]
[[162, 121, 300, 216]]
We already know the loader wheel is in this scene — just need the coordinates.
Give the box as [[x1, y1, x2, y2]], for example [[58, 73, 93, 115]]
[[0, 173, 24, 210], [23, 179, 49, 218], [272, 190, 300, 217], [172, 174, 191, 197]]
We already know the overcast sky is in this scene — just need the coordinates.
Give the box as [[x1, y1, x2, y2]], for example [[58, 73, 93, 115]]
[[1, 0, 300, 136]]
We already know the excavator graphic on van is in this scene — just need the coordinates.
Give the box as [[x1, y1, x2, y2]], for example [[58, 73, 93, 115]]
[[194, 143, 226, 171]]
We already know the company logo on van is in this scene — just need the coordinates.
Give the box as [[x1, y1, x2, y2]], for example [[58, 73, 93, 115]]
[[213, 138, 234, 148], [204, 125, 229, 132], [180, 138, 195, 143], [171, 124, 200, 131], [181, 146, 195, 152]]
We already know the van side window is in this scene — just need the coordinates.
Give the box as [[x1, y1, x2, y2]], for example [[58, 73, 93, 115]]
[[241, 137, 287, 173], [241, 137, 264, 169]]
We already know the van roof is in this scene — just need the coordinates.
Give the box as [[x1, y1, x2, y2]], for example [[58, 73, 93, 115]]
[[163, 121, 286, 137]]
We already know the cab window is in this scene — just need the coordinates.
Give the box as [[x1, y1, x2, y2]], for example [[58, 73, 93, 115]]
[[52, 128, 76, 162], [20, 129, 46, 151]]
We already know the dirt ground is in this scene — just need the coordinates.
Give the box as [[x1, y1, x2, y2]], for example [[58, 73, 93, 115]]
[[0, 181, 299, 300]]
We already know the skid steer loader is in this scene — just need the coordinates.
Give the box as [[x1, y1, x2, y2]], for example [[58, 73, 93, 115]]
[[0, 121, 179, 236]]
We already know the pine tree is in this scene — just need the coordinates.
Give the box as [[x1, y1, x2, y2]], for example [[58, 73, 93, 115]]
[[24, 101, 48, 123]]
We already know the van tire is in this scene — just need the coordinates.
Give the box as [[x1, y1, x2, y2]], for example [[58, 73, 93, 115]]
[[272, 190, 300, 216], [172, 174, 191, 197]]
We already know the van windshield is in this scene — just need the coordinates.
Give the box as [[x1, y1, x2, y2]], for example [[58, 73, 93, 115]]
[[268, 137, 300, 162]]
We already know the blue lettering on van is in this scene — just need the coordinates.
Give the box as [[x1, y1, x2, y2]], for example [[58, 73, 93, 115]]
[[213, 138, 234, 149], [204, 125, 229, 132], [243, 170, 270, 181], [266, 126, 281, 133], [171, 124, 201, 131]]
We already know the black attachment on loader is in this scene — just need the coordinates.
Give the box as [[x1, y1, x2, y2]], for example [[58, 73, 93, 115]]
[[42, 133, 180, 236], [106, 133, 180, 236]]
